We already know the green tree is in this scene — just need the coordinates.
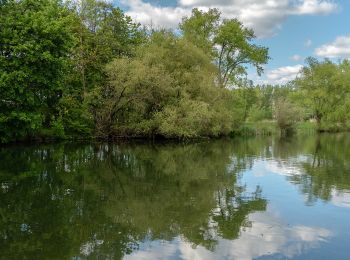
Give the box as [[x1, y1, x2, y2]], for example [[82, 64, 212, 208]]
[[180, 8, 269, 88], [92, 31, 234, 138], [60, 0, 146, 137], [0, 0, 76, 142], [69, 0, 145, 94], [179, 8, 220, 55], [295, 58, 350, 131], [275, 97, 301, 134]]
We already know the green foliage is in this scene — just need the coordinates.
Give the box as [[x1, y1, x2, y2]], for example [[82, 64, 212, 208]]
[[295, 59, 350, 131], [0, 0, 146, 142], [295, 121, 317, 135], [68, 0, 145, 92], [156, 98, 232, 138], [92, 31, 234, 138], [0, 0, 76, 142], [275, 98, 301, 134], [3, 0, 350, 142], [51, 114, 66, 138], [93, 31, 235, 138], [232, 121, 278, 136], [247, 105, 272, 122], [180, 8, 269, 88], [60, 0, 145, 137], [58, 95, 93, 137], [179, 8, 220, 55]]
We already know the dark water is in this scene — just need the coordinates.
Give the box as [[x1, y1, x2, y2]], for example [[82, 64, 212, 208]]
[[1, 134, 350, 260]]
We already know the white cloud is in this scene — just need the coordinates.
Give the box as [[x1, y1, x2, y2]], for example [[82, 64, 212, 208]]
[[122, 0, 338, 38], [121, 0, 190, 29], [315, 36, 350, 58], [290, 54, 303, 61], [292, 0, 338, 15], [265, 64, 303, 84]]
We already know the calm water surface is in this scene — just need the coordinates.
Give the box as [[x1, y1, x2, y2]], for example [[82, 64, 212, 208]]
[[1, 134, 350, 259]]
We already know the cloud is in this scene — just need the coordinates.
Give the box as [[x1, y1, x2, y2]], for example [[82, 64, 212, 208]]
[[121, 0, 190, 29], [122, 0, 338, 38], [315, 36, 350, 58], [291, 0, 338, 15], [265, 64, 303, 84], [290, 54, 303, 61]]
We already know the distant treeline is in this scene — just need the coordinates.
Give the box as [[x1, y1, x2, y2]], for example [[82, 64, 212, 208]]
[[1, 0, 349, 143]]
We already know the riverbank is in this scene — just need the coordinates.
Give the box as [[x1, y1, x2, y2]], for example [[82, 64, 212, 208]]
[[3, 120, 350, 146]]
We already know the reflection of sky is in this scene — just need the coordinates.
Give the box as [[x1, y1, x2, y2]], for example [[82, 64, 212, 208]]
[[255, 159, 350, 209], [331, 190, 350, 208], [124, 211, 332, 260], [79, 156, 350, 259]]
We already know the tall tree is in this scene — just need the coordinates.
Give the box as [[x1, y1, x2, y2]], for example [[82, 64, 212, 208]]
[[295, 58, 349, 129], [68, 0, 145, 95], [58, 0, 146, 137], [180, 8, 269, 88], [0, 0, 76, 142]]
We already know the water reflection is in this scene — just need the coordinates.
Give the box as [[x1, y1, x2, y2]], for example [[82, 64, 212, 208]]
[[259, 134, 350, 207], [0, 134, 350, 259], [126, 212, 332, 260], [0, 141, 265, 259]]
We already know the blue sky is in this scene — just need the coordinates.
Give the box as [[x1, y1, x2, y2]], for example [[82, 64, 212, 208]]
[[114, 0, 350, 84]]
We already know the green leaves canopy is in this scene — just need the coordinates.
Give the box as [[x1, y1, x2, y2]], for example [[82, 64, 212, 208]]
[[0, 0, 75, 142], [180, 8, 269, 88]]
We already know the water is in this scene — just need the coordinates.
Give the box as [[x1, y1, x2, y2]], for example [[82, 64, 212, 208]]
[[1, 134, 350, 259]]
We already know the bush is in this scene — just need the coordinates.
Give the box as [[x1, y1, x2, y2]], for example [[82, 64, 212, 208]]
[[275, 98, 301, 134]]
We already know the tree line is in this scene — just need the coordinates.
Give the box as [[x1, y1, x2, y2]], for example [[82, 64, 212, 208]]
[[1, 0, 349, 143]]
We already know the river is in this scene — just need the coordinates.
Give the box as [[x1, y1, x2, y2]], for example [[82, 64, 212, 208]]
[[1, 134, 350, 259]]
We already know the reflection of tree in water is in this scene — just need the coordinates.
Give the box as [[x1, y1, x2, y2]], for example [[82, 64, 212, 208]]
[[259, 134, 350, 205], [286, 134, 350, 204], [0, 140, 266, 259]]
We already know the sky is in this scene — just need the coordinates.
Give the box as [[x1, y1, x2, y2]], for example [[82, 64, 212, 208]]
[[113, 0, 350, 85]]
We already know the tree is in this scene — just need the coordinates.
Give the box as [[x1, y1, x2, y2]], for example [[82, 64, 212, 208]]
[[68, 0, 145, 95], [179, 8, 220, 56], [92, 31, 234, 138], [215, 19, 269, 87], [59, 0, 146, 137], [180, 8, 269, 88], [295, 58, 349, 130], [0, 0, 76, 142], [275, 98, 301, 134]]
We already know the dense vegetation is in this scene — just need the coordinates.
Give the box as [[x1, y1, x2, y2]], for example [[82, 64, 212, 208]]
[[1, 0, 350, 143]]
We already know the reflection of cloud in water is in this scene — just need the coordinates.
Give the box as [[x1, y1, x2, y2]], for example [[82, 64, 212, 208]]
[[124, 211, 332, 260], [264, 160, 350, 209], [80, 238, 104, 256], [331, 190, 350, 208], [264, 159, 306, 177]]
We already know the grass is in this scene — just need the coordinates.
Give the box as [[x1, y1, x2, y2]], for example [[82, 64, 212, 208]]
[[295, 121, 317, 135], [231, 120, 278, 137]]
